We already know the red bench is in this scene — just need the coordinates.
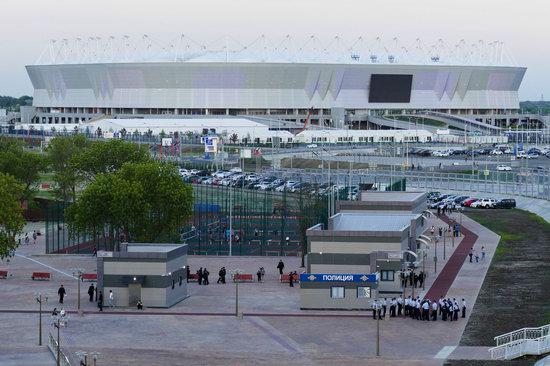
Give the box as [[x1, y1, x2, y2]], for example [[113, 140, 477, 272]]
[[280, 274, 300, 283], [0, 270, 7, 279], [188, 274, 199, 282], [81, 273, 97, 281], [233, 274, 254, 282], [32, 272, 51, 281]]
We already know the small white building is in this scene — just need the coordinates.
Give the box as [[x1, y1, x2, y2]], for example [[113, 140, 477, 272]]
[[293, 128, 434, 144]]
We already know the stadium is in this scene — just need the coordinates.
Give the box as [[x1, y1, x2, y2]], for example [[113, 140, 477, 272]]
[[22, 36, 545, 134]]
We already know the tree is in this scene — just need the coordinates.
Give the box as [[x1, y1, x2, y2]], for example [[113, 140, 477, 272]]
[[298, 186, 329, 267], [0, 173, 25, 258], [66, 162, 193, 249], [46, 135, 90, 202], [75, 139, 150, 181], [0, 137, 45, 200], [229, 133, 239, 144]]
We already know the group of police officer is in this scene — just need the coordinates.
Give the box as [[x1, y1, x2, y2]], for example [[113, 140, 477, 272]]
[[371, 296, 466, 321]]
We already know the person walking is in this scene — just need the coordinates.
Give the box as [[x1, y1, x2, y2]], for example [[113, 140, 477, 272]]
[[88, 283, 95, 302], [197, 268, 203, 285], [289, 271, 294, 287], [468, 248, 474, 263], [217, 267, 226, 284], [203, 268, 210, 285], [108, 290, 114, 308], [58, 285, 66, 304], [98, 291, 103, 312], [277, 260, 285, 277], [256, 268, 262, 282], [438, 227, 443, 237], [481, 246, 486, 261], [430, 226, 435, 236]]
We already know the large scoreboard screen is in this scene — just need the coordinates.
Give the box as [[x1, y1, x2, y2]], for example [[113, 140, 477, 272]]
[[368, 74, 413, 103]]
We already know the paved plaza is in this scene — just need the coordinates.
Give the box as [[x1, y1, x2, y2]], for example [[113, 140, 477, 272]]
[[0, 213, 500, 366]]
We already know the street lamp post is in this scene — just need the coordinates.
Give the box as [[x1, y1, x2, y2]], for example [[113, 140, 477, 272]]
[[35, 293, 48, 346], [375, 267, 380, 357], [443, 229, 446, 261], [52, 313, 68, 366], [72, 268, 84, 316], [433, 236, 438, 274]]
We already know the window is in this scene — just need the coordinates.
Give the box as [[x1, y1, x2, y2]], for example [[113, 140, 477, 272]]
[[357, 287, 371, 298], [331, 286, 345, 299], [381, 270, 395, 281]]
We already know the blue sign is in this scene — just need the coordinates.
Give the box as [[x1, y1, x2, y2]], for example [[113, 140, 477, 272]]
[[299, 273, 378, 283]]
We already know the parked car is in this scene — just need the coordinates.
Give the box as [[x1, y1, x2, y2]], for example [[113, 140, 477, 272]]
[[496, 165, 512, 171], [453, 195, 470, 204], [471, 198, 496, 208], [494, 199, 516, 209], [307, 144, 318, 148], [462, 198, 479, 207]]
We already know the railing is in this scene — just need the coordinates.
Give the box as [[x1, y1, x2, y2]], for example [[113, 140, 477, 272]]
[[489, 324, 550, 360], [48, 333, 72, 366]]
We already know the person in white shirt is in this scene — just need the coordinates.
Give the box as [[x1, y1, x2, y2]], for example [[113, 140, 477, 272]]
[[431, 301, 438, 321], [381, 298, 387, 318], [422, 300, 430, 321], [108, 290, 115, 308], [397, 296, 403, 316]]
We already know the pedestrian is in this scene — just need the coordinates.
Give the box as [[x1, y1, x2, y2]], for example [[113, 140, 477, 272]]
[[437, 206, 441, 216], [217, 267, 226, 284], [137, 300, 143, 310], [461, 299, 466, 318], [438, 227, 443, 237], [98, 291, 103, 312], [33, 231, 37, 245], [372, 300, 378, 319], [397, 296, 403, 316], [186, 266, 191, 283], [418, 271, 424, 288], [256, 268, 262, 282], [431, 300, 438, 321], [430, 226, 435, 236], [382, 298, 387, 317], [453, 299, 459, 321], [88, 283, 95, 302], [92, 246, 97, 257], [203, 268, 210, 285], [481, 246, 486, 261], [58, 285, 66, 304], [254, 228, 259, 237], [422, 300, 430, 321], [468, 248, 473, 263], [289, 271, 294, 287], [475, 253, 479, 262], [413, 273, 419, 288], [108, 290, 114, 307], [390, 298, 396, 317], [277, 260, 285, 276], [197, 268, 203, 285], [260, 267, 265, 281]]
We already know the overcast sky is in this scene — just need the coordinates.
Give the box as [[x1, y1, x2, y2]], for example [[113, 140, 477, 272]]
[[0, 0, 548, 100]]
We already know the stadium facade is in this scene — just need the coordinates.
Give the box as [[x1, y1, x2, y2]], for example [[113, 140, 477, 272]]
[[23, 36, 534, 129]]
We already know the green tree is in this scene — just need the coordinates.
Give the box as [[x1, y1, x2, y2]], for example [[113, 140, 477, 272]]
[[0, 137, 45, 200], [46, 135, 90, 202], [66, 162, 192, 249], [0, 173, 25, 258], [75, 139, 150, 181]]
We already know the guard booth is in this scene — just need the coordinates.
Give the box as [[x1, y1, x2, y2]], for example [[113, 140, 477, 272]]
[[97, 243, 188, 308]]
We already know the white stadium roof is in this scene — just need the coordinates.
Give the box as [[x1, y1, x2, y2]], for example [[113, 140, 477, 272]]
[[37, 35, 518, 67]]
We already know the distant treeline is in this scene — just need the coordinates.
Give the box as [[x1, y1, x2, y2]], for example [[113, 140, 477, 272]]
[[0, 95, 33, 112], [519, 101, 550, 115]]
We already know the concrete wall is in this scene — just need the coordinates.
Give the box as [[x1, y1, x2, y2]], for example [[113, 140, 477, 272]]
[[310, 240, 403, 254], [300, 285, 376, 310], [103, 261, 167, 275], [310, 264, 370, 274]]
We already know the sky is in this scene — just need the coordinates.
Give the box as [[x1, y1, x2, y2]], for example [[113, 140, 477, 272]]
[[0, 0, 548, 100]]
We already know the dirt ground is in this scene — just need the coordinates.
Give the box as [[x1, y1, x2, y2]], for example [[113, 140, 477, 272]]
[[443, 209, 550, 366]]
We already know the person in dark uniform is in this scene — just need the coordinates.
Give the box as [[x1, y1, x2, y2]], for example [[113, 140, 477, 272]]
[[277, 260, 285, 276], [197, 268, 203, 285], [136, 300, 143, 310], [58, 285, 66, 304], [203, 268, 210, 285], [186, 266, 191, 283], [98, 291, 103, 312], [217, 267, 226, 284], [289, 271, 294, 287], [461, 299, 466, 318], [88, 283, 95, 302]]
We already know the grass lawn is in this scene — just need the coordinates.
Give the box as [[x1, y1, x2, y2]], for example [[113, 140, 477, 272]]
[[390, 115, 448, 128], [444, 209, 550, 366]]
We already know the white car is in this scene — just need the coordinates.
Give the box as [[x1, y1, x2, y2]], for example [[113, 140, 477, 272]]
[[307, 144, 318, 148], [496, 165, 512, 171], [471, 198, 496, 208], [490, 149, 503, 155]]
